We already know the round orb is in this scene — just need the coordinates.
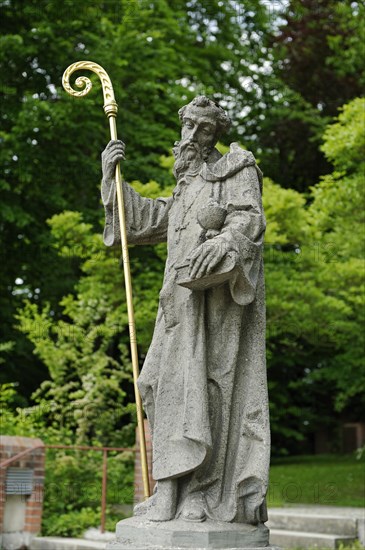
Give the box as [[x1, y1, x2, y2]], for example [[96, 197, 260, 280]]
[[197, 203, 227, 230]]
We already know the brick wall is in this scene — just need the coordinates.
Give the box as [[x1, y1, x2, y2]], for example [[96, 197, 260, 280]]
[[134, 420, 155, 504], [0, 436, 45, 548]]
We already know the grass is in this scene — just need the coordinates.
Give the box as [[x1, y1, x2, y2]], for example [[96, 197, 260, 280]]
[[268, 453, 365, 508], [299, 544, 364, 550]]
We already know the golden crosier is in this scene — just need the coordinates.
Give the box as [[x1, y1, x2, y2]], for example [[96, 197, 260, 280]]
[[62, 61, 150, 500]]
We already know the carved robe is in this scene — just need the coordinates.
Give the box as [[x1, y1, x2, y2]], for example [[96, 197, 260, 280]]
[[102, 143, 270, 524]]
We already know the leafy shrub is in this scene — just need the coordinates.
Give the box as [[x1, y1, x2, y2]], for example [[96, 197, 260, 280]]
[[42, 507, 102, 538], [41, 449, 134, 536]]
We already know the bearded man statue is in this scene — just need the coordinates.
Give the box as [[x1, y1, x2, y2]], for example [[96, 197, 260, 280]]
[[101, 96, 270, 537]]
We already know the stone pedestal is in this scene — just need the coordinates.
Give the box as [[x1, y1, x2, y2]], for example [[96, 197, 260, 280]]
[[106, 516, 279, 549]]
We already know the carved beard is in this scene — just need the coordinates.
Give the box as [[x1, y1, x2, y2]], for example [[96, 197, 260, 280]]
[[173, 139, 212, 181]]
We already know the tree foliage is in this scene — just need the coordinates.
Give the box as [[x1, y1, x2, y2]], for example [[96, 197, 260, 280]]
[[256, 0, 365, 190], [265, 97, 365, 452], [1, 1, 364, 459], [308, 98, 365, 413], [15, 180, 172, 446]]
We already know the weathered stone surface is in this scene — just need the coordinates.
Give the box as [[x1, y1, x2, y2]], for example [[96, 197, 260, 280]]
[[107, 516, 271, 549], [102, 96, 273, 544], [268, 505, 365, 547]]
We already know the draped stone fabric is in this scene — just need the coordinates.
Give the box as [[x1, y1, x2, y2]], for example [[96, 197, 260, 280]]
[[102, 143, 270, 525]]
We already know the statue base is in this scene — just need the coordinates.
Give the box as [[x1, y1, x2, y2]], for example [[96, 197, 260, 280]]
[[106, 516, 279, 549]]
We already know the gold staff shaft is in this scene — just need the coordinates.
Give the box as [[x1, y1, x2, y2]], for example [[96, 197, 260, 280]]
[[62, 61, 150, 500]]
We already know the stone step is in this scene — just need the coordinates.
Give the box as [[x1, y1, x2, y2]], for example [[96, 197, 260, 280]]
[[269, 528, 356, 549], [27, 531, 359, 550], [267, 510, 359, 535], [30, 536, 106, 549]]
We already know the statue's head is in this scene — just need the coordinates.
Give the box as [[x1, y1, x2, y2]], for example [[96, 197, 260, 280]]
[[173, 96, 231, 181], [178, 96, 231, 158]]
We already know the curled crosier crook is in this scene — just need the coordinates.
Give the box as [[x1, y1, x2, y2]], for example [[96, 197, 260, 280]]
[[62, 60, 118, 117]]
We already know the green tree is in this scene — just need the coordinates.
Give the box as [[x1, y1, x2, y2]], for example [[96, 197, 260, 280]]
[[256, 0, 365, 191], [16, 180, 172, 445], [308, 97, 365, 415], [264, 98, 365, 452], [1, 0, 115, 395]]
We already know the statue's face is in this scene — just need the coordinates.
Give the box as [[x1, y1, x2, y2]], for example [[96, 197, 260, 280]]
[[181, 109, 217, 155]]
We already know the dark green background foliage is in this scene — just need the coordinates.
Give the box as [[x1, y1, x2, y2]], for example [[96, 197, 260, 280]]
[[1, 0, 364, 463]]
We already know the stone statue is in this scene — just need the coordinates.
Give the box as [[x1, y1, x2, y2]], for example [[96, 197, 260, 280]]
[[102, 96, 272, 548]]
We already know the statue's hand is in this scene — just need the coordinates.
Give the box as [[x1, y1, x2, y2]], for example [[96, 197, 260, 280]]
[[101, 140, 125, 182], [189, 240, 235, 280]]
